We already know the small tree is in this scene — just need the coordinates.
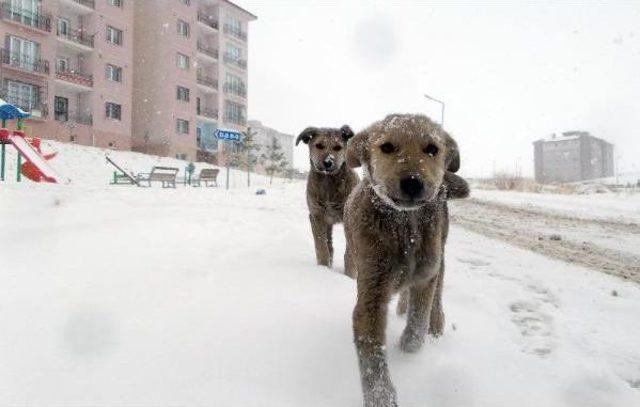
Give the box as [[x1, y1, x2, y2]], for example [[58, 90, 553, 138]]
[[260, 138, 287, 185], [242, 128, 261, 187]]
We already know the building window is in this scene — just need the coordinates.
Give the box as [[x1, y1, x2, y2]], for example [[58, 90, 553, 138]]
[[56, 57, 68, 73], [176, 119, 189, 134], [176, 153, 187, 160], [225, 43, 242, 60], [106, 102, 122, 120], [54, 96, 69, 122], [177, 19, 190, 37], [179, 0, 190, 5], [7, 36, 40, 72], [176, 86, 190, 102], [106, 64, 123, 82], [57, 18, 69, 36], [108, 0, 123, 7], [106, 26, 123, 45], [176, 53, 190, 70], [4, 79, 39, 111], [224, 100, 245, 125]]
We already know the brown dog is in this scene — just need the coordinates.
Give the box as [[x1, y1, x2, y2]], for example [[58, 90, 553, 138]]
[[296, 125, 359, 273], [344, 113, 467, 406]]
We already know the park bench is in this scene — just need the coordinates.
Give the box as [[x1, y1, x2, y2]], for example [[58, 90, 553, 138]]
[[192, 168, 219, 187], [137, 166, 179, 188]]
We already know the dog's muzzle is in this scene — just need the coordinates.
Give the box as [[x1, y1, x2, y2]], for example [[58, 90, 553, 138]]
[[322, 156, 336, 172]]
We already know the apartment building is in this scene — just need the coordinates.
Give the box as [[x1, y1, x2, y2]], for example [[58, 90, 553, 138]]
[[0, 0, 133, 149], [248, 119, 293, 170], [533, 131, 614, 183], [132, 0, 256, 163]]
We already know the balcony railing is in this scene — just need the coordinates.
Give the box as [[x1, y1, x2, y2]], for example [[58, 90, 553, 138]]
[[223, 53, 247, 69], [197, 74, 218, 90], [225, 114, 246, 126], [197, 107, 218, 119], [55, 111, 93, 125], [223, 24, 246, 41], [0, 1, 52, 32], [57, 26, 94, 48], [1, 49, 49, 75], [197, 42, 218, 59], [67, 0, 95, 9], [223, 83, 246, 98], [197, 12, 218, 30], [55, 67, 93, 88]]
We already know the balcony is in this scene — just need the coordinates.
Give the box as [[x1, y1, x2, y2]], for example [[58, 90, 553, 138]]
[[197, 107, 218, 120], [57, 26, 94, 50], [62, 0, 95, 10], [1, 49, 49, 75], [197, 74, 218, 91], [223, 53, 247, 70], [55, 67, 93, 89], [197, 41, 218, 60], [223, 83, 246, 98], [0, 1, 52, 32], [225, 114, 246, 126], [55, 110, 93, 125], [223, 24, 247, 41], [197, 12, 218, 30]]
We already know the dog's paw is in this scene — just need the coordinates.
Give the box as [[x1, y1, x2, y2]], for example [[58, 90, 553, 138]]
[[428, 310, 445, 337], [399, 328, 425, 353], [364, 384, 398, 407]]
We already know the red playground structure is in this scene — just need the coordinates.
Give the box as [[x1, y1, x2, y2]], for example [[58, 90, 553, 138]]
[[0, 100, 62, 184]]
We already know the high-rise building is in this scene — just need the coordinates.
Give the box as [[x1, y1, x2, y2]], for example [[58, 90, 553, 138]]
[[0, 0, 134, 149], [132, 0, 256, 163], [533, 131, 614, 183]]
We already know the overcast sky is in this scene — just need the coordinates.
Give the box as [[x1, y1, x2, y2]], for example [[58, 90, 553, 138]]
[[236, 0, 640, 177]]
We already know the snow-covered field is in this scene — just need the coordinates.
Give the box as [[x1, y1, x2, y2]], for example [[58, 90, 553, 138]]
[[1, 145, 639, 406]]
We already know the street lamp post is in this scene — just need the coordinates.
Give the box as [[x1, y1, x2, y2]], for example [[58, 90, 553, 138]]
[[424, 93, 445, 127]]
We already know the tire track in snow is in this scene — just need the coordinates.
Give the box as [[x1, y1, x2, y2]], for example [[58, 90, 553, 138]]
[[450, 198, 640, 284]]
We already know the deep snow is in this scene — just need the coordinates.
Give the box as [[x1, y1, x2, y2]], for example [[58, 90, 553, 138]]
[[1, 144, 639, 406]]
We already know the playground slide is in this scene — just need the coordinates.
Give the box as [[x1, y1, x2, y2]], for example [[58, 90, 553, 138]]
[[8, 134, 61, 183]]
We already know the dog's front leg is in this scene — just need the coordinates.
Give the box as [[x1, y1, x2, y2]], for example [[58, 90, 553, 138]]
[[428, 261, 446, 337], [399, 277, 439, 353], [353, 277, 397, 407], [309, 213, 331, 267]]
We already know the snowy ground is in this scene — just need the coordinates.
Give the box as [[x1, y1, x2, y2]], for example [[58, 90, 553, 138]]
[[1, 145, 640, 406]]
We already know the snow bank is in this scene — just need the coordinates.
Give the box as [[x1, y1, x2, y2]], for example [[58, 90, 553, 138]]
[[1, 139, 286, 188]]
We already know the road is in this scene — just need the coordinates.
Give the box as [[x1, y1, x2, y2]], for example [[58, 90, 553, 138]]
[[450, 197, 640, 284]]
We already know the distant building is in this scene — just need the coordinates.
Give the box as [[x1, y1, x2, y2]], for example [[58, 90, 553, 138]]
[[248, 119, 293, 169], [533, 131, 614, 183]]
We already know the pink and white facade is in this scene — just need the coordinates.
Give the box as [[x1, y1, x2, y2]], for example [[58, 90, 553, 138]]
[[132, 0, 256, 163], [0, 0, 133, 149]]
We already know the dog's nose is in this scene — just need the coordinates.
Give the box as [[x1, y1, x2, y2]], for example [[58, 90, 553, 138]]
[[323, 158, 334, 170], [400, 176, 424, 199]]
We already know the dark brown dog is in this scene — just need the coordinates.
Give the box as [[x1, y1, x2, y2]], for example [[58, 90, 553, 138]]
[[296, 125, 359, 274], [344, 113, 467, 407]]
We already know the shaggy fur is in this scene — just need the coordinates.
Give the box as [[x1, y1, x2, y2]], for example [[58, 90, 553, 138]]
[[344, 113, 468, 406], [296, 125, 359, 274]]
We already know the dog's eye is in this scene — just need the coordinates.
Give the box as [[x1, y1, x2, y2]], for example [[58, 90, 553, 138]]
[[315, 143, 325, 150], [424, 144, 439, 157], [380, 142, 396, 154], [332, 145, 342, 152]]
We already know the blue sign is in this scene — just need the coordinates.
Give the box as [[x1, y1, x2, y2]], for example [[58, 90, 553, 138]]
[[215, 129, 243, 142]]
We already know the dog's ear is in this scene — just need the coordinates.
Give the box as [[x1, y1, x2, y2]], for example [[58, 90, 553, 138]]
[[340, 125, 354, 142], [346, 130, 369, 168], [442, 131, 460, 173], [296, 127, 317, 146]]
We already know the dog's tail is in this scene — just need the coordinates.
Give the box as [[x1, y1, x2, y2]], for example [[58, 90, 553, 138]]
[[443, 172, 470, 200]]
